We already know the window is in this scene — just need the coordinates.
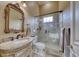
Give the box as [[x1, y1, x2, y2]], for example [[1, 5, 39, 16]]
[[43, 16, 53, 23]]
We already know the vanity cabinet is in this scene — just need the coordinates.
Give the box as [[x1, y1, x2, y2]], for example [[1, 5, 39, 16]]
[[0, 42, 33, 57], [15, 43, 33, 57]]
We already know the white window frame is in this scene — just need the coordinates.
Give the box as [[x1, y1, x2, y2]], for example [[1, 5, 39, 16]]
[[43, 16, 53, 23]]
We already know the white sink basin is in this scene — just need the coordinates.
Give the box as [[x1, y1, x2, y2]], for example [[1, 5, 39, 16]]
[[0, 37, 33, 50]]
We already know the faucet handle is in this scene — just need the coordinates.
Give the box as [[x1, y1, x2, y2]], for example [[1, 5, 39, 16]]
[[16, 34, 23, 39]]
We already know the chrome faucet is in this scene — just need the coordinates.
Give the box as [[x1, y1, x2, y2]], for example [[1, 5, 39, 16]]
[[8, 37, 14, 41], [16, 34, 23, 39]]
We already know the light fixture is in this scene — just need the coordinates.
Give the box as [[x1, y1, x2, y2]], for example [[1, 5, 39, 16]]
[[23, 3, 26, 7], [12, 2, 17, 4]]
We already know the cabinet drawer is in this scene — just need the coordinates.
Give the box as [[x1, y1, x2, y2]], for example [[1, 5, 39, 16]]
[[15, 46, 33, 57]]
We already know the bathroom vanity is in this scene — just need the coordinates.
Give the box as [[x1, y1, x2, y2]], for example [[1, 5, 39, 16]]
[[0, 37, 33, 57]]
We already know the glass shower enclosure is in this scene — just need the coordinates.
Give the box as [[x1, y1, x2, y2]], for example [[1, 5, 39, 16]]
[[32, 13, 62, 56], [34, 12, 63, 56]]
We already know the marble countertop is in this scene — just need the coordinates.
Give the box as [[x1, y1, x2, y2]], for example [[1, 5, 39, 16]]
[[0, 37, 33, 50]]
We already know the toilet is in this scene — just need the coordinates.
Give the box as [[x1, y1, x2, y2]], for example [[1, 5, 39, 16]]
[[32, 36, 46, 57]]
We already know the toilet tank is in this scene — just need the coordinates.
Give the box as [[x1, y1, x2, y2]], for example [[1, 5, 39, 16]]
[[31, 36, 38, 43]]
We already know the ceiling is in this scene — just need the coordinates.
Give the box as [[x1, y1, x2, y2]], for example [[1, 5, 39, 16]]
[[0, 1, 59, 6], [23, 1, 53, 6], [36, 1, 50, 6]]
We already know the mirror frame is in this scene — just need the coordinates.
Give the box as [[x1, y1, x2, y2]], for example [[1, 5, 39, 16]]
[[4, 3, 24, 33]]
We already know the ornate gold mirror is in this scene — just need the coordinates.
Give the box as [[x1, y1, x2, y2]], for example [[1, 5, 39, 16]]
[[4, 3, 24, 33]]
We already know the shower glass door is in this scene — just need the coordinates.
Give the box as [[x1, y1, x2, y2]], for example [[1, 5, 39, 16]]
[[38, 13, 61, 55]]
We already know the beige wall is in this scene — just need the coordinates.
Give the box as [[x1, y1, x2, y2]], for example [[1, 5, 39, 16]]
[[0, 2, 6, 34], [59, 1, 71, 28]]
